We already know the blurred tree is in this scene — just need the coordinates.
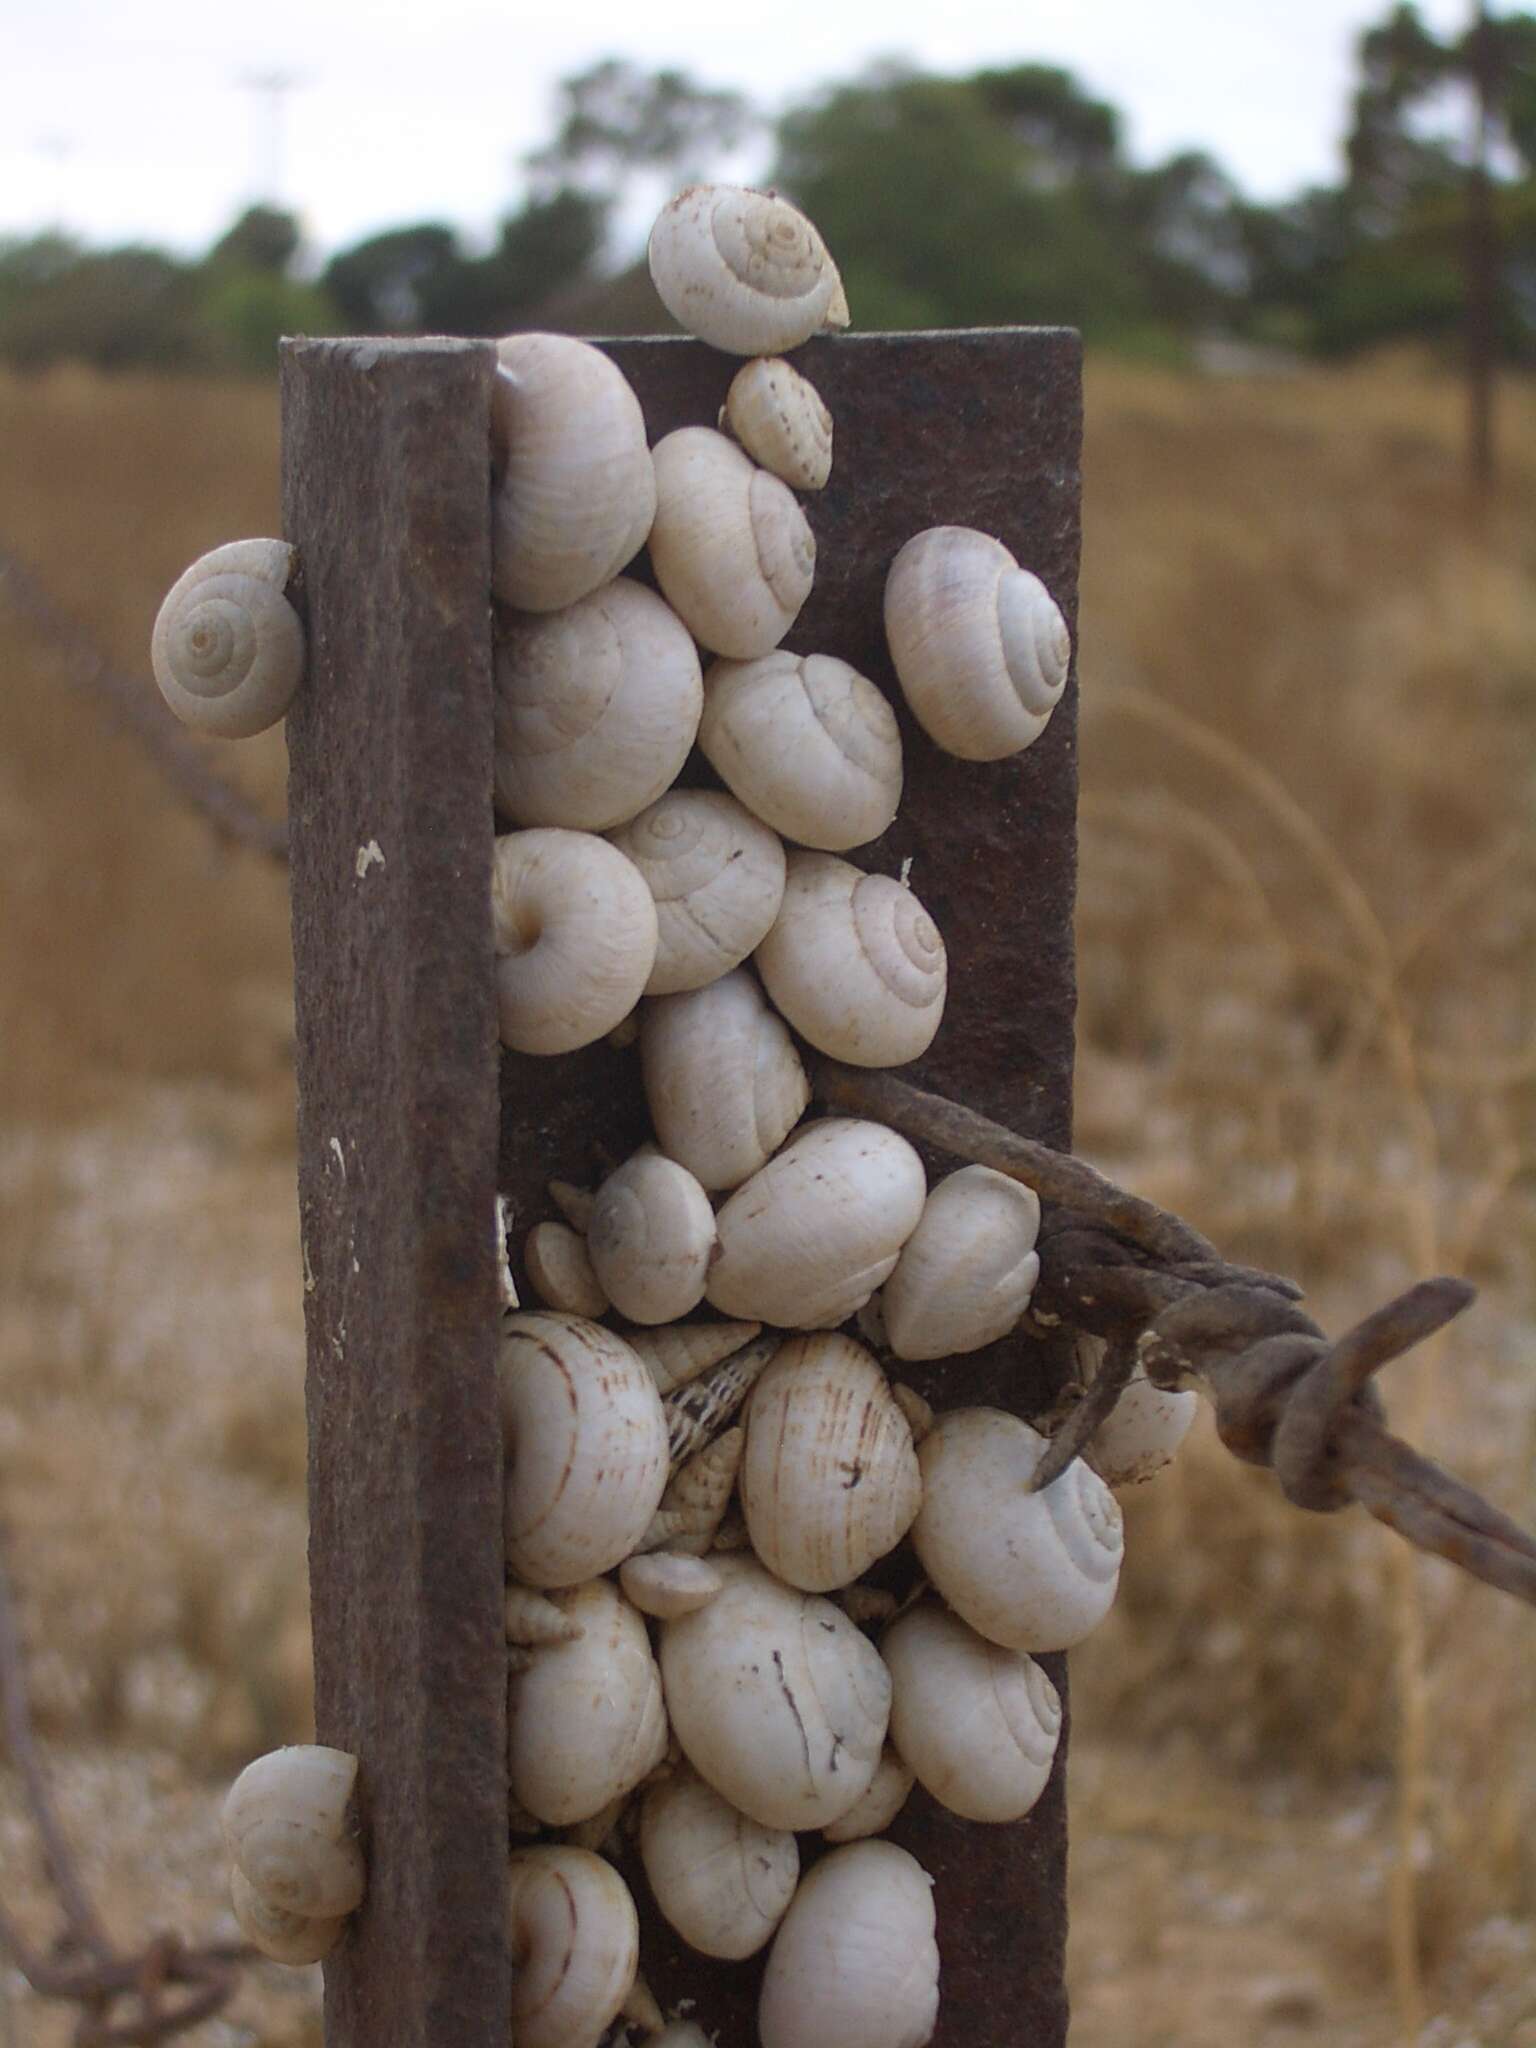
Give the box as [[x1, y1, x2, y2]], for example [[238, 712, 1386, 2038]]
[[206, 206, 303, 277], [527, 58, 755, 194], [0, 239, 200, 369], [323, 223, 466, 330]]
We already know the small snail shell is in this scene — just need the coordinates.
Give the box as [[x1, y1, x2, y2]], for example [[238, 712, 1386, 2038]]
[[507, 1579, 669, 1826], [649, 428, 815, 660], [608, 791, 787, 996], [706, 1117, 927, 1329], [640, 968, 811, 1191], [229, 1866, 345, 1966], [740, 1333, 922, 1592], [911, 1408, 1123, 1652], [821, 1744, 915, 1842], [506, 1845, 640, 2048], [498, 1313, 670, 1587], [648, 184, 846, 356], [1086, 1358, 1200, 1486], [547, 1178, 596, 1232], [221, 1745, 365, 1919], [663, 1337, 779, 1468], [626, 1319, 763, 1394], [494, 579, 701, 832], [755, 852, 946, 1067], [505, 1583, 585, 1647], [587, 1149, 716, 1326], [722, 357, 833, 490], [491, 333, 656, 612], [880, 1165, 1040, 1360], [883, 1602, 1061, 1822], [885, 526, 1070, 760], [492, 829, 658, 1055], [758, 1840, 940, 2048], [638, 1424, 746, 1555], [699, 653, 902, 852], [524, 1220, 608, 1318], [620, 1551, 724, 1619], [659, 1556, 890, 1831], [151, 538, 303, 738], [639, 1764, 800, 1959]]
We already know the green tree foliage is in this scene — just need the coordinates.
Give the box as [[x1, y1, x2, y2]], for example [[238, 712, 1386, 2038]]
[[527, 58, 754, 194]]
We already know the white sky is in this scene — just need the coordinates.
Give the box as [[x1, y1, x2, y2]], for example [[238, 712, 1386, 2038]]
[[1, 0, 1477, 263]]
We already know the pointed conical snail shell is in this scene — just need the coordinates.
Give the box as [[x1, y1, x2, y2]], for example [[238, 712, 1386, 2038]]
[[505, 1582, 585, 1647], [663, 1338, 779, 1468], [758, 1840, 940, 2048], [884, 1601, 1061, 1822], [498, 1312, 670, 1587], [638, 1425, 746, 1553], [229, 1866, 346, 1965], [620, 1551, 724, 1618], [640, 968, 811, 1191], [659, 1556, 890, 1831], [740, 1333, 922, 1592], [1082, 1348, 1200, 1485], [151, 538, 304, 739], [608, 790, 787, 996], [492, 829, 658, 1055], [722, 357, 833, 490], [490, 333, 656, 612], [755, 852, 946, 1067], [698, 653, 902, 852], [586, 1149, 716, 1326], [524, 1220, 608, 1317], [493, 579, 702, 831], [880, 1164, 1040, 1360], [648, 184, 847, 356], [649, 428, 814, 660], [885, 525, 1070, 761], [821, 1743, 915, 1843], [507, 1579, 669, 1826], [911, 1407, 1123, 1652], [221, 1745, 365, 1919], [506, 1845, 640, 2048], [639, 1764, 799, 1959], [626, 1319, 763, 1394], [706, 1117, 927, 1329]]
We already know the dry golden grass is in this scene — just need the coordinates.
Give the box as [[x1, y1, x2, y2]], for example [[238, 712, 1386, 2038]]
[[0, 352, 1532, 2045]]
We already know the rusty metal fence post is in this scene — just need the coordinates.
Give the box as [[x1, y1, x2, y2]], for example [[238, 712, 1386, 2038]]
[[281, 327, 1082, 2048]]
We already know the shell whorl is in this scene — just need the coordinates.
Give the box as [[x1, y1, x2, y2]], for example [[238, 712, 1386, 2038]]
[[151, 539, 304, 739], [608, 791, 786, 996], [722, 358, 833, 491], [649, 185, 845, 356]]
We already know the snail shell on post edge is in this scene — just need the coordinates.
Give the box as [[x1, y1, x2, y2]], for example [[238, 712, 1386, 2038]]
[[221, 1744, 365, 1919], [151, 538, 304, 739], [880, 1164, 1040, 1360], [492, 829, 658, 1055], [722, 356, 834, 489], [758, 1839, 940, 2048], [506, 1845, 640, 2048], [648, 184, 846, 356], [229, 1867, 345, 1965]]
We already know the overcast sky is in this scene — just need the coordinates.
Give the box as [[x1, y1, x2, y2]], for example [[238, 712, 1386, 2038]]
[[1, 0, 1477, 262]]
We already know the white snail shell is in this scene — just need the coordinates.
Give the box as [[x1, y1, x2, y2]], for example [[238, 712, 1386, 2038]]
[[507, 1579, 668, 1826], [649, 428, 815, 660], [911, 1408, 1123, 1652], [758, 1840, 940, 2048], [884, 525, 1070, 761], [494, 578, 702, 831], [706, 1117, 927, 1329], [1085, 1357, 1200, 1486], [755, 852, 946, 1068], [659, 1556, 890, 1831], [221, 1744, 365, 1920], [740, 1333, 922, 1592], [506, 1845, 640, 2048], [637, 1424, 746, 1556], [880, 1165, 1041, 1360], [504, 1583, 585, 1648], [648, 184, 847, 356], [821, 1744, 916, 1842], [722, 357, 834, 490], [229, 1866, 345, 1966], [698, 653, 902, 852], [883, 1601, 1062, 1822], [151, 538, 304, 739], [619, 1551, 724, 1618], [490, 333, 656, 612], [498, 1312, 670, 1587], [524, 1220, 608, 1318], [587, 1149, 717, 1325], [640, 968, 811, 1192], [625, 1319, 764, 1394], [492, 829, 658, 1055], [608, 790, 786, 996], [639, 1764, 800, 1959]]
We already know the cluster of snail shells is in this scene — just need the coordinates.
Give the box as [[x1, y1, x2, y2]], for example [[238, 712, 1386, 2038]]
[[220, 1746, 366, 1964]]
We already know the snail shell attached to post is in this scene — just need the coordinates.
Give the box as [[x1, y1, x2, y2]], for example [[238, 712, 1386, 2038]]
[[506, 1845, 640, 2048], [722, 357, 834, 490], [648, 184, 849, 355], [151, 538, 305, 738], [758, 1839, 941, 2048], [608, 790, 786, 996], [649, 428, 815, 659], [492, 829, 658, 1054]]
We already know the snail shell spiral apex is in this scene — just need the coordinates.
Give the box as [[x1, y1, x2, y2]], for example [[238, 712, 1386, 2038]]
[[649, 185, 846, 356], [151, 538, 304, 738]]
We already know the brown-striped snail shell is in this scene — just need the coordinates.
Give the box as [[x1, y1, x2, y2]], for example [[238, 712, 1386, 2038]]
[[151, 538, 304, 738], [648, 185, 848, 356], [649, 428, 815, 659], [506, 1845, 640, 2048]]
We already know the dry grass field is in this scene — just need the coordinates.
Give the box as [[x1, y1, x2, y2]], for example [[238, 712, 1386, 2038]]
[[0, 352, 1533, 2046]]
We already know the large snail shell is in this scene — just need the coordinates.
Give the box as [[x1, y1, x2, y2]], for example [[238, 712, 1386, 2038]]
[[151, 538, 304, 739], [758, 1840, 940, 2048], [755, 853, 946, 1067], [885, 526, 1070, 761], [699, 653, 902, 852], [498, 1312, 670, 1587], [707, 1118, 927, 1329], [640, 969, 811, 1191], [648, 185, 846, 356], [491, 333, 656, 612], [740, 1333, 921, 1592], [883, 1602, 1061, 1823], [221, 1745, 365, 1919], [649, 428, 815, 660], [880, 1165, 1040, 1360], [1086, 1358, 1200, 1486], [492, 829, 658, 1055], [494, 579, 702, 831], [911, 1408, 1123, 1652], [608, 790, 786, 996], [507, 1579, 668, 1826], [587, 1149, 717, 1325], [722, 357, 833, 490], [639, 1765, 799, 1960], [506, 1846, 640, 2048], [229, 1866, 345, 1966]]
